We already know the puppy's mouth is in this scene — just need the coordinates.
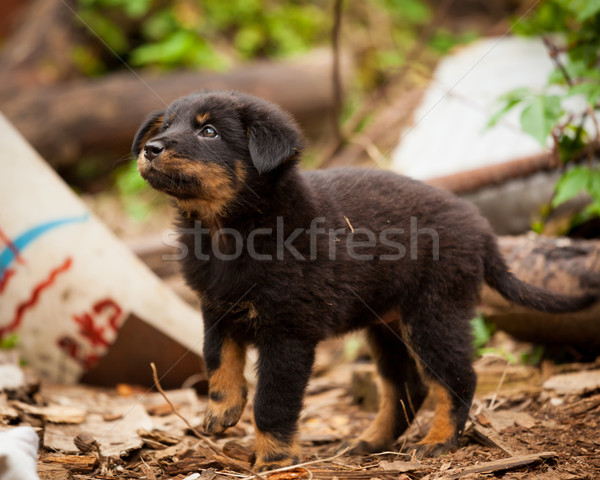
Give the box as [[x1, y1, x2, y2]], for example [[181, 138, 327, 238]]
[[138, 156, 201, 199], [144, 167, 200, 198]]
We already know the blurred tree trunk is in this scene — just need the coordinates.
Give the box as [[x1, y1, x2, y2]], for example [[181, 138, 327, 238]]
[[1, 51, 344, 168]]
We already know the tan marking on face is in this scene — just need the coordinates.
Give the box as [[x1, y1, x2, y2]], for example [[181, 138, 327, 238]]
[[139, 115, 164, 150], [196, 112, 211, 123], [176, 160, 247, 225], [358, 376, 398, 448], [380, 309, 401, 325], [419, 382, 455, 445], [137, 152, 150, 176], [253, 429, 300, 470]]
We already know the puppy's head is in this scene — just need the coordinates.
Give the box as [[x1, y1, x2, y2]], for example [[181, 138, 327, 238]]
[[133, 91, 304, 218]]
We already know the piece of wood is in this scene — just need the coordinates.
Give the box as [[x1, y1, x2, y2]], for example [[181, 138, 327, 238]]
[[222, 440, 255, 464], [543, 370, 600, 395], [423, 451, 557, 480], [1, 50, 349, 169], [481, 234, 600, 347], [43, 455, 98, 473], [11, 401, 86, 424], [37, 463, 72, 480], [44, 403, 153, 457]]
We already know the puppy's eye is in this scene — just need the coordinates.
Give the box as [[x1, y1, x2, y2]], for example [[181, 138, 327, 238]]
[[199, 125, 219, 138], [161, 123, 170, 131]]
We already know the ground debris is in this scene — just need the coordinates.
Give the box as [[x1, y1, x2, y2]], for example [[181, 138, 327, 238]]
[[42, 454, 98, 473], [543, 369, 600, 395], [421, 451, 557, 480], [0, 359, 587, 478]]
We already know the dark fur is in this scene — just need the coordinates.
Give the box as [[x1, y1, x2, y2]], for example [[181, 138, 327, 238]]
[[133, 91, 595, 470]]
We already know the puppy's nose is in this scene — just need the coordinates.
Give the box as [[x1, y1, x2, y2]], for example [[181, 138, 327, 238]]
[[144, 141, 165, 161]]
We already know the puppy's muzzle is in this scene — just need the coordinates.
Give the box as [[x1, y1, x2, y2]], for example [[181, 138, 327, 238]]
[[144, 140, 165, 162]]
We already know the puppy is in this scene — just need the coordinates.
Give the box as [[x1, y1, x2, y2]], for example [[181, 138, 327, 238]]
[[133, 90, 595, 471]]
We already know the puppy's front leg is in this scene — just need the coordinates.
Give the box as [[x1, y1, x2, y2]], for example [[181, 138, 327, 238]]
[[203, 330, 248, 434], [253, 335, 316, 472]]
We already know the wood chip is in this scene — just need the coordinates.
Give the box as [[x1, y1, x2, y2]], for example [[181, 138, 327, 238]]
[[147, 402, 179, 416], [162, 455, 223, 476], [37, 464, 72, 480], [45, 404, 153, 457], [43, 454, 98, 473], [543, 370, 600, 395], [378, 460, 424, 472], [222, 440, 255, 463], [11, 401, 86, 424], [423, 451, 557, 480]]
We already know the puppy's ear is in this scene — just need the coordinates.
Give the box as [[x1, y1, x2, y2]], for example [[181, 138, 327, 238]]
[[132, 110, 165, 157], [240, 96, 304, 174]]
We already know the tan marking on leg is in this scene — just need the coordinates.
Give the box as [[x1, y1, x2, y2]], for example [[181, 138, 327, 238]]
[[357, 376, 397, 449], [419, 382, 455, 445], [254, 430, 300, 471], [203, 338, 247, 434]]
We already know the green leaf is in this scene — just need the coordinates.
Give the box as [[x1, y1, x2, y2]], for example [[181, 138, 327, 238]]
[[568, 82, 600, 106], [552, 166, 591, 207], [519, 95, 563, 145], [470, 315, 493, 350], [78, 10, 129, 53], [0, 333, 19, 350], [487, 87, 531, 128], [115, 160, 147, 195], [573, 0, 600, 21]]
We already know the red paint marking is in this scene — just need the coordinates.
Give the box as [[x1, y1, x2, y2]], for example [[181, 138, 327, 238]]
[[0, 227, 25, 265], [84, 353, 100, 370], [58, 336, 80, 358], [0, 268, 15, 294], [57, 335, 101, 370], [94, 298, 123, 332], [73, 312, 109, 348], [0, 257, 72, 337]]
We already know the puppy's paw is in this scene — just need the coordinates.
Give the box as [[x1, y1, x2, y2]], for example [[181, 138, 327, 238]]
[[203, 404, 243, 434], [254, 433, 300, 472], [413, 439, 457, 459], [254, 452, 299, 472], [202, 388, 247, 434], [344, 439, 389, 456]]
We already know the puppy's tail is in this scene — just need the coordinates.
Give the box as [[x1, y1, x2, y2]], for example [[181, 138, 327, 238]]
[[483, 237, 597, 313]]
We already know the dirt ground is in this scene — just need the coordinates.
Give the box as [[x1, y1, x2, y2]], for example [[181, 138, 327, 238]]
[[1, 347, 594, 480]]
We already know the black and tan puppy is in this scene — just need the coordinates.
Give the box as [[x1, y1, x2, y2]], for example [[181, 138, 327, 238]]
[[133, 90, 595, 471]]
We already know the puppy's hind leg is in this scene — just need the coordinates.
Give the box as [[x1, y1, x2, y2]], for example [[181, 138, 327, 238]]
[[348, 320, 429, 455], [406, 308, 477, 458]]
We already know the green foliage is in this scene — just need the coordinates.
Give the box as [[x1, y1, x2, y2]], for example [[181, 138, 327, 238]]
[[470, 315, 494, 351], [115, 160, 152, 221], [0, 333, 19, 350], [75, 0, 330, 71], [491, 0, 600, 229]]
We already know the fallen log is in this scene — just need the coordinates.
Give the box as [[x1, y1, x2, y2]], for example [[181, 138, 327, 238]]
[[482, 234, 600, 347], [1, 50, 348, 169]]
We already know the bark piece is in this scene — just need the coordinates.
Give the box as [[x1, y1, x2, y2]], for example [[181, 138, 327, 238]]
[[543, 370, 600, 395], [42, 455, 98, 473], [423, 452, 557, 479], [481, 235, 600, 347]]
